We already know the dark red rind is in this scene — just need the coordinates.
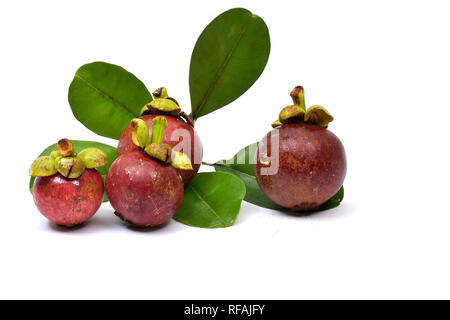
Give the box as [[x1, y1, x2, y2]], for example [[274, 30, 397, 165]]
[[117, 114, 203, 184], [105, 152, 184, 227], [255, 123, 346, 211], [33, 169, 104, 226]]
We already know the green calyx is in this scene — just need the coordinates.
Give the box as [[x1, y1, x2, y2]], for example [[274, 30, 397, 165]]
[[77, 148, 108, 168], [272, 86, 334, 128], [145, 143, 172, 163], [29, 156, 57, 176], [131, 118, 149, 149], [305, 105, 334, 128], [140, 87, 195, 127], [130, 116, 193, 170], [29, 139, 108, 179], [144, 98, 181, 116], [55, 156, 86, 179], [150, 116, 166, 144], [152, 87, 168, 99]]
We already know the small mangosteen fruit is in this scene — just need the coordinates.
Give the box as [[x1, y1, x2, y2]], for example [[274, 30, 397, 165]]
[[254, 86, 346, 211], [117, 87, 203, 184], [30, 139, 108, 226], [106, 116, 192, 227]]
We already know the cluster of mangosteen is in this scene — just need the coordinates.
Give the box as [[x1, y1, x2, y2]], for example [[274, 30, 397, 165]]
[[30, 86, 346, 228]]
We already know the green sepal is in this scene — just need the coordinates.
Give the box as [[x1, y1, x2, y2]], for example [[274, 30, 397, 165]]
[[140, 104, 150, 116], [50, 150, 61, 159], [130, 118, 149, 149], [150, 116, 167, 144], [171, 151, 193, 170], [305, 105, 334, 128], [278, 105, 305, 124], [144, 143, 172, 163], [271, 120, 283, 128], [77, 148, 108, 168], [153, 87, 168, 99], [273, 86, 334, 129], [148, 98, 181, 115], [55, 157, 86, 179], [29, 156, 57, 177]]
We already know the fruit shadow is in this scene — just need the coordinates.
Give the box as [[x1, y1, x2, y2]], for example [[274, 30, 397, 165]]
[[48, 207, 183, 234], [234, 201, 355, 226], [124, 220, 170, 233], [278, 200, 356, 219], [47, 207, 119, 234]]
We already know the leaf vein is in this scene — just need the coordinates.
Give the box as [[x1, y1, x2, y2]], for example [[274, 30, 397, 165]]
[[213, 163, 255, 178], [189, 185, 226, 226], [194, 15, 253, 118], [75, 74, 136, 118]]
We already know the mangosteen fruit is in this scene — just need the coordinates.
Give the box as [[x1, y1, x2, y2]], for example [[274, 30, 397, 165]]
[[117, 87, 202, 184], [30, 139, 108, 226], [254, 86, 346, 211], [106, 116, 192, 227]]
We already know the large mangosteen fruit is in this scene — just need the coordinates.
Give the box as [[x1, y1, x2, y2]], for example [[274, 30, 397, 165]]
[[30, 139, 108, 226], [254, 86, 346, 211], [117, 87, 202, 184], [106, 116, 192, 227]]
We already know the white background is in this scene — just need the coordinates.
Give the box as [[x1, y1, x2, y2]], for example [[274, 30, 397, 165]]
[[1, 0, 449, 299]]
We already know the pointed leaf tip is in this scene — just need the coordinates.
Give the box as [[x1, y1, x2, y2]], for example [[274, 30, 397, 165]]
[[189, 8, 270, 119], [68, 61, 152, 139]]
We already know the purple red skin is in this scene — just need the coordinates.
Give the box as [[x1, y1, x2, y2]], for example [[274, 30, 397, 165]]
[[255, 123, 346, 211], [33, 169, 104, 226], [105, 152, 184, 227], [117, 114, 203, 184]]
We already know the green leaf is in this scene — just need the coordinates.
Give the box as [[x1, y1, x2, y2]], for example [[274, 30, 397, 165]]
[[215, 142, 257, 176], [212, 143, 283, 210], [212, 143, 344, 211], [174, 172, 246, 228], [317, 186, 344, 211], [189, 8, 270, 119], [68, 62, 152, 139], [29, 140, 117, 202]]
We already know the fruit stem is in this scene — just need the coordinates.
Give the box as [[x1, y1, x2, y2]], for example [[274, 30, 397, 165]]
[[150, 116, 167, 144], [179, 111, 195, 127], [57, 138, 73, 157], [290, 86, 306, 113]]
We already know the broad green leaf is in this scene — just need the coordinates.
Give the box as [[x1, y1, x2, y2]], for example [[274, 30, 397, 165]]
[[174, 172, 246, 228], [68, 62, 152, 139], [189, 8, 270, 119], [29, 140, 117, 202], [212, 143, 344, 211]]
